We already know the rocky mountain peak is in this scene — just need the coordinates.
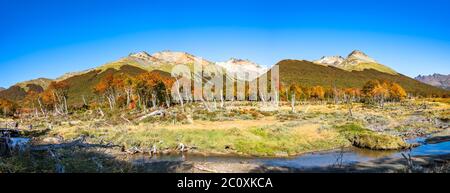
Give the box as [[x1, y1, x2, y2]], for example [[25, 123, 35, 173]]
[[151, 51, 211, 65], [313, 50, 396, 75], [226, 58, 261, 67], [348, 50, 367, 57], [130, 51, 151, 58], [129, 51, 157, 62], [346, 50, 377, 64]]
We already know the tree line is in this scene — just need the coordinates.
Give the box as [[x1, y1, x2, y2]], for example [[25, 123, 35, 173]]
[[0, 72, 436, 117]]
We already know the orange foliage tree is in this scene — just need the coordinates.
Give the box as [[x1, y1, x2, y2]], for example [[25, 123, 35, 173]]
[[0, 98, 17, 116], [362, 80, 408, 107], [94, 74, 123, 110], [310, 86, 325, 100], [134, 71, 173, 110], [43, 81, 70, 114], [389, 82, 407, 101]]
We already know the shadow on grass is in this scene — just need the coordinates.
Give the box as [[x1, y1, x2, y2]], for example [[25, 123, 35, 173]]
[[21, 128, 51, 138], [0, 140, 190, 173]]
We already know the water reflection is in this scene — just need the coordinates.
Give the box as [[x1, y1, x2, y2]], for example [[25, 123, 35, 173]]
[[132, 137, 450, 169]]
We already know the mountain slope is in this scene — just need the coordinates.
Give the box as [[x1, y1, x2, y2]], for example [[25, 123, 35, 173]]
[[64, 65, 148, 106], [61, 51, 263, 82], [273, 60, 448, 96], [314, 50, 397, 75], [415, 74, 450, 90], [37, 51, 264, 105]]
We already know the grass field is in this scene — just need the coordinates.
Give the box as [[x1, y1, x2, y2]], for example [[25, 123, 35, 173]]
[[32, 99, 448, 157]]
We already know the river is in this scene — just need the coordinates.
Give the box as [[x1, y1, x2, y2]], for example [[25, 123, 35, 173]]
[[132, 137, 450, 171]]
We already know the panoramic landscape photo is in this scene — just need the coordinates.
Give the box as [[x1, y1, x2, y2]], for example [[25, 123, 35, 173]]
[[0, 0, 449, 173]]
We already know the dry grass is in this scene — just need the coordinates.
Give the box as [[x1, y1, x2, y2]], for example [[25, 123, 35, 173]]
[[49, 119, 348, 157], [10, 99, 448, 157]]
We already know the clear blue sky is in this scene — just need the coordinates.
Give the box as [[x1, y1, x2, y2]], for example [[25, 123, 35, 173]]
[[1, 0, 450, 88]]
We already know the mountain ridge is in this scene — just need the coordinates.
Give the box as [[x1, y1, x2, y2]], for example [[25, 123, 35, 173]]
[[58, 50, 265, 82], [1, 50, 448, 105], [415, 73, 450, 90], [270, 59, 448, 96]]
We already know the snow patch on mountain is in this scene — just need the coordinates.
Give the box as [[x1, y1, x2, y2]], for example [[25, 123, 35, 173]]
[[216, 58, 268, 81]]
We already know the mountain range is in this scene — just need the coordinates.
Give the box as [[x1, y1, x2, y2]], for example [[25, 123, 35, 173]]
[[415, 74, 450, 90], [0, 50, 448, 105]]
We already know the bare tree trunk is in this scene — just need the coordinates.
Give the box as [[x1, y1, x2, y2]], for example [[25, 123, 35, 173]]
[[151, 94, 157, 108], [37, 98, 45, 116], [63, 96, 68, 114], [98, 107, 104, 117], [175, 80, 184, 112], [106, 95, 114, 110], [291, 92, 296, 113], [347, 97, 353, 117], [54, 104, 62, 115], [82, 95, 88, 107], [213, 99, 217, 111], [200, 97, 212, 112], [125, 88, 132, 107], [165, 96, 171, 108], [273, 90, 279, 107], [259, 90, 266, 106], [137, 94, 142, 110], [220, 93, 224, 108]]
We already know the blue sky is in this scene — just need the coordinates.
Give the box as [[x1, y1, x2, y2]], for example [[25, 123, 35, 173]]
[[1, 0, 450, 88]]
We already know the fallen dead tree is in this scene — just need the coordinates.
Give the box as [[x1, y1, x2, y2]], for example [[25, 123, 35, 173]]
[[121, 114, 132, 124], [31, 136, 119, 151], [138, 110, 166, 121]]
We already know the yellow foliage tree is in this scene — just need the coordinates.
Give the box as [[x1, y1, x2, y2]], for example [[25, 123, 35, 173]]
[[311, 86, 325, 100], [389, 83, 407, 101]]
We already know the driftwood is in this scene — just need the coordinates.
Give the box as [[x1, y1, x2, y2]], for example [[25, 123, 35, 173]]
[[31, 137, 86, 151], [125, 146, 144, 154], [121, 114, 132, 124], [138, 110, 165, 121], [98, 108, 105, 117], [152, 145, 158, 154]]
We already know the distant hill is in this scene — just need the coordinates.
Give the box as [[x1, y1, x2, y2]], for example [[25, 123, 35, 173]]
[[63, 65, 148, 106], [0, 87, 4, 91], [0, 78, 53, 101], [271, 60, 448, 96], [415, 74, 450, 90]]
